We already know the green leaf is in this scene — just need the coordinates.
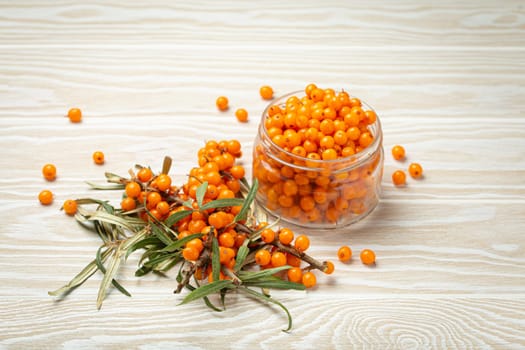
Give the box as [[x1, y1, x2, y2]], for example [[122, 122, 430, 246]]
[[85, 182, 125, 190], [196, 181, 208, 208], [234, 178, 258, 222], [95, 246, 131, 298], [188, 279, 223, 312], [239, 287, 294, 332], [48, 249, 112, 296], [97, 249, 124, 309], [200, 198, 244, 210], [88, 210, 138, 234], [238, 265, 291, 282], [211, 236, 220, 283], [179, 280, 234, 305], [75, 198, 115, 214], [243, 277, 306, 290], [126, 237, 163, 259], [233, 240, 250, 272], [161, 233, 203, 252], [164, 209, 193, 228], [151, 223, 174, 246]]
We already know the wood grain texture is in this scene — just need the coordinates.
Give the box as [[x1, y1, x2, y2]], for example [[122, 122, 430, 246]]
[[1, 0, 524, 349]]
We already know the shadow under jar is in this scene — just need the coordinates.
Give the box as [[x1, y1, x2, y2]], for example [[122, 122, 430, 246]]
[[252, 90, 384, 229]]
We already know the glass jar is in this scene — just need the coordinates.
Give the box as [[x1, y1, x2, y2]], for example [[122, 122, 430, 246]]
[[252, 90, 384, 229]]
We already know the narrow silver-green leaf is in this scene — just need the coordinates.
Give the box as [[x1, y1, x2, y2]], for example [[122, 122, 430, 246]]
[[88, 210, 138, 233], [164, 209, 193, 228], [233, 240, 250, 272], [161, 233, 203, 252], [239, 265, 291, 282], [179, 280, 234, 305], [95, 246, 131, 297], [97, 249, 124, 309], [48, 249, 112, 296], [196, 181, 208, 208], [243, 277, 306, 290], [234, 178, 258, 222], [211, 236, 220, 283], [85, 181, 125, 190], [151, 223, 174, 246], [239, 286, 293, 332], [199, 198, 244, 210]]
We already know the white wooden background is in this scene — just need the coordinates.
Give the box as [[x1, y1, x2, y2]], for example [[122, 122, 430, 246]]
[[1, 1, 524, 348]]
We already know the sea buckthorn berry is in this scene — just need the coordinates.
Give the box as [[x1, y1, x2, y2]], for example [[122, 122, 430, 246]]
[[235, 108, 248, 123], [324, 261, 335, 274], [92, 151, 104, 165], [360, 248, 376, 265], [392, 170, 407, 186], [182, 246, 200, 261], [63, 199, 78, 216], [38, 190, 53, 205], [260, 228, 276, 243], [125, 181, 141, 198], [227, 139, 241, 154], [137, 167, 153, 183], [391, 145, 406, 161], [156, 201, 170, 216], [156, 174, 172, 192], [121, 197, 136, 211], [216, 96, 229, 111], [305, 83, 317, 97], [218, 232, 235, 248], [338, 245, 352, 262], [294, 235, 310, 252], [208, 212, 227, 229], [301, 271, 317, 288], [229, 165, 245, 179], [67, 108, 82, 123], [255, 249, 271, 266], [260, 85, 274, 100], [271, 251, 287, 267], [286, 254, 302, 267], [278, 228, 294, 245], [42, 164, 57, 181], [409, 163, 423, 179], [186, 238, 204, 253], [146, 191, 162, 209], [287, 267, 303, 283], [218, 189, 235, 199], [219, 247, 235, 264]]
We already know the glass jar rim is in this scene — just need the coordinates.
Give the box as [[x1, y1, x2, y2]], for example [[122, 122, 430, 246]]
[[259, 90, 383, 170]]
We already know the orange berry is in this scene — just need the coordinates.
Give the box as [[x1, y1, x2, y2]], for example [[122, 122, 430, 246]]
[[229, 165, 245, 179], [92, 151, 105, 165], [408, 163, 423, 179], [156, 201, 170, 216], [38, 190, 53, 205], [337, 245, 352, 262], [235, 108, 248, 123], [216, 96, 229, 111], [255, 249, 271, 266], [287, 267, 303, 283], [219, 246, 235, 264], [186, 238, 204, 253], [121, 197, 136, 211], [260, 228, 276, 243], [182, 246, 200, 261], [63, 199, 78, 215], [42, 164, 57, 181], [146, 191, 162, 209], [226, 139, 242, 154], [391, 145, 405, 161], [301, 271, 317, 288], [360, 248, 376, 265], [260, 85, 274, 100], [156, 174, 172, 192], [294, 235, 310, 252], [137, 168, 153, 183], [278, 228, 294, 245], [392, 170, 407, 186], [218, 189, 235, 199], [286, 254, 302, 267], [125, 181, 142, 198], [218, 232, 235, 248], [271, 251, 287, 267], [208, 212, 227, 229], [67, 108, 82, 123], [324, 261, 335, 274]]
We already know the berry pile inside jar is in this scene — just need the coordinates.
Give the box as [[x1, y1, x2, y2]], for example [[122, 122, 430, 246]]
[[253, 84, 383, 227]]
